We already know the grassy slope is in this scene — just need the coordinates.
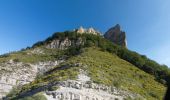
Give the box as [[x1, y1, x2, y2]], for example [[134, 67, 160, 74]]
[[64, 47, 166, 100], [9, 47, 166, 100], [0, 47, 65, 64]]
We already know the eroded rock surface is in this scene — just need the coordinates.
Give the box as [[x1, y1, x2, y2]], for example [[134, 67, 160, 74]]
[[0, 59, 64, 99], [44, 70, 141, 100], [75, 26, 100, 35], [46, 37, 84, 49], [104, 24, 127, 47]]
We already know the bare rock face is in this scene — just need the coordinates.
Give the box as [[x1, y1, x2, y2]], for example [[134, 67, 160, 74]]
[[43, 69, 142, 100], [0, 59, 64, 99], [75, 26, 100, 35], [46, 37, 84, 49], [104, 24, 127, 47], [46, 26, 101, 50]]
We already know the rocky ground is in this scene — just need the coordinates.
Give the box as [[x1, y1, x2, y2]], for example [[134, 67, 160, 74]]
[[0, 59, 64, 99], [43, 69, 139, 100]]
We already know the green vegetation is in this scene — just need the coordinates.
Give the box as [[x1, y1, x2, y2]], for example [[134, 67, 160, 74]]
[[0, 47, 65, 63], [48, 86, 60, 91], [18, 93, 47, 100], [7, 63, 79, 100], [6, 47, 166, 100], [32, 31, 170, 85], [1, 31, 169, 86], [2, 31, 169, 99], [66, 47, 166, 100]]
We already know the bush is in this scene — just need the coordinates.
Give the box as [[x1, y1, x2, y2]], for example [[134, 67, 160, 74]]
[[48, 86, 59, 91], [18, 93, 47, 100], [149, 91, 159, 99], [112, 81, 121, 88], [13, 58, 20, 62], [0, 53, 10, 58]]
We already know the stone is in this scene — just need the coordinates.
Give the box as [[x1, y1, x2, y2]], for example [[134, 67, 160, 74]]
[[104, 24, 127, 47], [46, 37, 84, 50], [0, 59, 64, 99], [46, 26, 100, 50], [75, 26, 100, 35], [42, 69, 141, 100]]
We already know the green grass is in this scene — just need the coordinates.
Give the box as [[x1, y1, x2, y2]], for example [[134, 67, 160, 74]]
[[6, 62, 79, 100], [63, 47, 166, 100], [18, 92, 47, 100], [0, 47, 65, 64], [6, 47, 166, 100]]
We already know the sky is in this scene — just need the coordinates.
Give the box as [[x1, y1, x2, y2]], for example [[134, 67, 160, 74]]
[[0, 0, 170, 67]]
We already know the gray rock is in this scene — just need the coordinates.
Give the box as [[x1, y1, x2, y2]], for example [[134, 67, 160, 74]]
[[75, 26, 100, 35], [0, 59, 64, 99], [46, 37, 84, 49], [104, 24, 127, 47]]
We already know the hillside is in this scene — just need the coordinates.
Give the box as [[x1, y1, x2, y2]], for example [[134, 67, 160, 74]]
[[0, 27, 169, 100], [5, 48, 166, 100]]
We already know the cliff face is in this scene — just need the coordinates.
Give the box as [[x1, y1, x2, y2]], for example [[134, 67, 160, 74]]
[[0, 54, 64, 99], [104, 24, 127, 47], [43, 70, 139, 100], [75, 26, 100, 35], [46, 37, 84, 49]]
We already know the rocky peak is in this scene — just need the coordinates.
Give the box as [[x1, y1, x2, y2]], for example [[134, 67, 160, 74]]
[[75, 26, 100, 35], [104, 24, 127, 47]]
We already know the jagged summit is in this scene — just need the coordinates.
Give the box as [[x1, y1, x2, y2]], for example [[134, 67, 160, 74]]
[[104, 24, 127, 47], [73, 24, 127, 47], [74, 26, 100, 35]]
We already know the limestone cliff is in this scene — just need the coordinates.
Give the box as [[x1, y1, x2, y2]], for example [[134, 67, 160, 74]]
[[104, 24, 127, 47], [0, 52, 65, 99], [75, 26, 100, 35], [46, 37, 84, 49]]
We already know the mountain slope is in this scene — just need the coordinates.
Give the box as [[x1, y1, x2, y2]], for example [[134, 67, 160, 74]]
[[5, 47, 166, 100], [0, 29, 169, 100]]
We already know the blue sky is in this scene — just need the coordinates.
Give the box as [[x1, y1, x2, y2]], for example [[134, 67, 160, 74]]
[[0, 0, 170, 67]]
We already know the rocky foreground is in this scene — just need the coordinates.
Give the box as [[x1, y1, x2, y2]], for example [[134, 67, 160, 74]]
[[31, 70, 141, 100], [0, 59, 63, 99]]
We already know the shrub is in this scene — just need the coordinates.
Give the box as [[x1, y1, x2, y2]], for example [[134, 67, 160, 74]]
[[18, 93, 47, 100], [149, 91, 159, 99], [48, 86, 59, 91], [13, 58, 20, 62], [112, 81, 121, 88]]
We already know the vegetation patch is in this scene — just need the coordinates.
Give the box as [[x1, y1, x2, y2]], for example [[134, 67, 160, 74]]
[[63, 47, 166, 100], [18, 92, 47, 100]]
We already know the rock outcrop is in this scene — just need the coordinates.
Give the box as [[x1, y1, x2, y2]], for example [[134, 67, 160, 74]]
[[0, 59, 64, 99], [75, 26, 100, 35], [43, 69, 142, 100], [46, 26, 100, 50], [16, 69, 141, 100], [104, 24, 127, 47], [46, 37, 84, 49]]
